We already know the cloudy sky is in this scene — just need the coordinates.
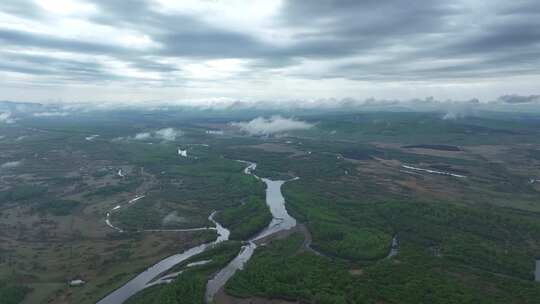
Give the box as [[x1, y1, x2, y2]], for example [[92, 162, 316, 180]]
[[0, 0, 539, 104]]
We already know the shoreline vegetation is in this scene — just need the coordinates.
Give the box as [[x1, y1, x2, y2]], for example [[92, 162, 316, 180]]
[[215, 196, 272, 241]]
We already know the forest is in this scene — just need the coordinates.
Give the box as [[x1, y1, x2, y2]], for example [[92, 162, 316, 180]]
[[227, 233, 540, 304], [215, 196, 272, 240]]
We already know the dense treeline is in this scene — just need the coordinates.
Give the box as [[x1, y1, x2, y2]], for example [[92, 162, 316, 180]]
[[284, 179, 540, 279], [111, 197, 163, 231], [305, 112, 540, 145], [126, 241, 241, 304], [161, 240, 242, 277], [0, 281, 30, 304], [215, 196, 272, 240], [110, 155, 266, 230], [132, 273, 207, 304], [162, 157, 266, 210], [223, 147, 353, 180], [227, 233, 352, 302], [227, 233, 540, 304], [309, 221, 391, 260]]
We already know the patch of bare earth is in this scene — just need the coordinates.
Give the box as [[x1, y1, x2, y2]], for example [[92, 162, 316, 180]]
[[349, 269, 364, 276]]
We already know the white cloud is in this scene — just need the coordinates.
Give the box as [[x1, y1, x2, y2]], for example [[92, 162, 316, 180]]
[[1, 160, 22, 169], [0, 111, 16, 124], [134, 132, 152, 140], [231, 115, 313, 135], [34, 0, 97, 17], [32, 111, 69, 117], [119, 128, 182, 142], [155, 128, 182, 141], [153, 0, 284, 43], [1, 1, 540, 103], [442, 112, 458, 120]]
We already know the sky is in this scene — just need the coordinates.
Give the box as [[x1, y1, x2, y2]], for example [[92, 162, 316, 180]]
[[0, 0, 539, 105]]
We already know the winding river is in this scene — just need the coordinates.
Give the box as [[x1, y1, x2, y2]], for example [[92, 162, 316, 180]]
[[105, 195, 217, 234], [205, 162, 298, 302], [98, 160, 298, 304], [97, 212, 230, 304]]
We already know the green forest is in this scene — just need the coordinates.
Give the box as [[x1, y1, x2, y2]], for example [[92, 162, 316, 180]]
[[126, 241, 241, 304], [227, 233, 540, 304], [215, 196, 272, 240], [0, 281, 30, 304]]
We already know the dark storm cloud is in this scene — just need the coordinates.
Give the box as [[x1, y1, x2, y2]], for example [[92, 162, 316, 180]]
[[0, 62, 50, 76], [280, 0, 458, 37], [0, 51, 130, 82], [444, 20, 540, 56], [0, 28, 176, 80], [158, 31, 267, 58], [86, 0, 264, 58], [0, 0, 540, 86], [278, 0, 540, 80], [131, 58, 180, 73], [0, 28, 130, 55], [0, 0, 42, 18]]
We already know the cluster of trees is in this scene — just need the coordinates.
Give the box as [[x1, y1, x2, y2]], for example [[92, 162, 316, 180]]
[[0, 185, 46, 204], [284, 178, 540, 280], [227, 233, 540, 304], [226, 233, 352, 303], [111, 155, 268, 231], [0, 281, 30, 304], [33, 199, 80, 216], [126, 241, 241, 304], [163, 157, 265, 210], [309, 222, 391, 260], [223, 146, 352, 181], [111, 197, 162, 231], [128, 273, 207, 304], [369, 201, 540, 280], [216, 196, 272, 240], [83, 180, 140, 198]]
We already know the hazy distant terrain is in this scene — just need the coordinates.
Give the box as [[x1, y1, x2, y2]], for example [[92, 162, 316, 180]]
[[1, 102, 540, 303]]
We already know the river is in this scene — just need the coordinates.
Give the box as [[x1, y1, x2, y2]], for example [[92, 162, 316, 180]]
[[401, 164, 466, 178], [105, 195, 216, 234], [96, 212, 230, 304], [205, 162, 297, 302], [98, 161, 298, 304], [386, 235, 399, 258]]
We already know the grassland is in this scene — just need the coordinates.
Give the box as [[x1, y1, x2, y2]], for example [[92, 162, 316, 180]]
[[0, 112, 265, 303]]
